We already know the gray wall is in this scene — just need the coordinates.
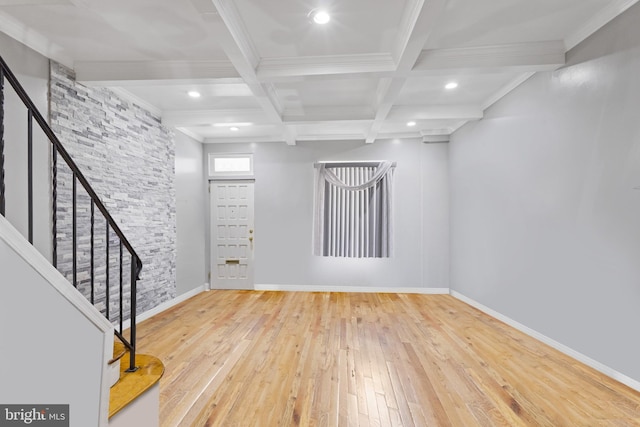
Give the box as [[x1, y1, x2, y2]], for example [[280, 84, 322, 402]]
[[450, 2, 640, 382], [422, 142, 450, 288], [0, 31, 51, 260], [50, 63, 176, 315], [204, 139, 450, 290], [175, 131, 206, 295]]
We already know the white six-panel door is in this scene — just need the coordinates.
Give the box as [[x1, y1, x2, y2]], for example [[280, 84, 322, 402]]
[[209, 181, 254, 289]]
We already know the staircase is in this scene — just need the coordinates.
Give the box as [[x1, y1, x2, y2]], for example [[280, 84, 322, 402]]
[[0, 54, 162, 425]]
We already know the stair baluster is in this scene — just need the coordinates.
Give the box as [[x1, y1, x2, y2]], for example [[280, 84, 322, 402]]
[[0, 54, 141, 373]]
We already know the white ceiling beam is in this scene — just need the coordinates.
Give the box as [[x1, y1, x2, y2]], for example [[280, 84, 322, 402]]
[[420, 128, 456, 136], [203, 135, 286, 144], [392, 0, 447, 71], [209, 0, 295, 145], [413, 41, 565, 72], [373, 131, 451, 142], [209, 0, 259, 72], [75, 60, 240, 85], [257, 53, 395, 80], [422, 135, 450, 143], [386, 105, 483, 121], [366, 78, 407, 143], [365, 0, 449, 143], [296, 134, 366, 142]]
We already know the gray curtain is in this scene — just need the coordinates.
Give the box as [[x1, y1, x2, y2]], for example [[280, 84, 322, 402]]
[[313, 161, 395, 258]]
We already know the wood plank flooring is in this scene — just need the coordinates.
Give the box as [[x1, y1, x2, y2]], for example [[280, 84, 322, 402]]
[[135, 291, 640, 426]]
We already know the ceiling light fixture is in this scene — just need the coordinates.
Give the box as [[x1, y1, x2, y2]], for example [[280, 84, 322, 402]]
[[230, 126, 240, 131], [187, 90, 201, 98], [407, 121, 417, 127], [445, 82, 458, 90], [309, 9, 330, 24]]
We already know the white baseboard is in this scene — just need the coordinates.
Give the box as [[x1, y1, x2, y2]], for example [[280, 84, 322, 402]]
[[450, 290, 640, 393], [121, 283, 208, 330], [254, 284, 450, 294]]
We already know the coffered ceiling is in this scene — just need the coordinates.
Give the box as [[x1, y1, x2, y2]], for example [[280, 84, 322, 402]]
[[0, 0, 637, 145]]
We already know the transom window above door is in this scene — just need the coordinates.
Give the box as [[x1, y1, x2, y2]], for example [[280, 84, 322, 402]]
[[208, 154, 253, 178]]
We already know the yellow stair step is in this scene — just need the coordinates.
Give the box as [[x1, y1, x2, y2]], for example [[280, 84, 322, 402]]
[[109, 353, 164, 418]]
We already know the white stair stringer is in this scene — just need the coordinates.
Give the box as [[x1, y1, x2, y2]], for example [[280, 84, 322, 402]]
[[0, 215, 115, 426]]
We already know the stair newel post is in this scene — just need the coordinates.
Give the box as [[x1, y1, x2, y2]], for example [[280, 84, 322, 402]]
[[127, 254, 139, 372], [0, 66, 5, 217]]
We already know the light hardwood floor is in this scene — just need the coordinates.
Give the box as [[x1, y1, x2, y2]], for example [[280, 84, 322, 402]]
[[135, 290, 640, 426]]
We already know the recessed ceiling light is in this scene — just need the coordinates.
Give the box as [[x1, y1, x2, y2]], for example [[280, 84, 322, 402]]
[[445, 82, 458, 90], [229, 126, 240, 131], [309, 9, 330, 24], [187, 91, 201, 98], [407, 121, 417, 127]]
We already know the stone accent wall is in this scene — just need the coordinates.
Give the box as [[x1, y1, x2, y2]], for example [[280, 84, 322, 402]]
[[49, 62, 176, 318]]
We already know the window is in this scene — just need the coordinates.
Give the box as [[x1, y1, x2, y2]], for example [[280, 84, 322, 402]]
[[313, 161, 395, 258], [208, 153, 253, 178]]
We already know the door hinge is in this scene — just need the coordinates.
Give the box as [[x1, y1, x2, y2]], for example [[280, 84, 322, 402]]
[[208, 272, 211, 280]]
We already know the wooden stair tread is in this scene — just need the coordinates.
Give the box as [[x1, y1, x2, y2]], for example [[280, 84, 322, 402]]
[[109, 353, 164, 418], [109, 341, 127, 365]]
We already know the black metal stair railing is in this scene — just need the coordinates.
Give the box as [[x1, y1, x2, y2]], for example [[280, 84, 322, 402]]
[[0, 54, 141, 373]]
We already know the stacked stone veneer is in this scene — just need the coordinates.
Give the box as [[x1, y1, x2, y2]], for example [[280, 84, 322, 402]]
[[49, 62, 176, 320]]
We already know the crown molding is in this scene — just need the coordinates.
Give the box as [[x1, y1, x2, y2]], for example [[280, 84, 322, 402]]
[[422, 135, 450, 143], [175, 127, 205, 143], [0, 10, 74, 67], [257, 53, 395, 80], [414, 41, 565, 72], [564, 0, 640, 50], [109, 87, 162, 117], [480, 72, 536, 111], [75, 60, 239, 85]]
